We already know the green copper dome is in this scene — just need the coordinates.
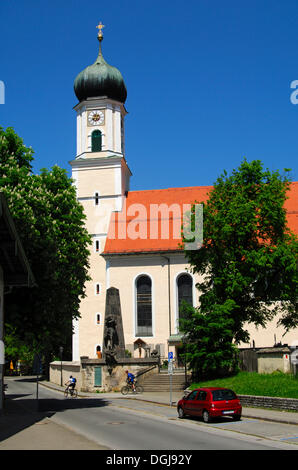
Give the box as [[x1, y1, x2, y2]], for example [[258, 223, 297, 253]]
[[74, 34, 127, 103]]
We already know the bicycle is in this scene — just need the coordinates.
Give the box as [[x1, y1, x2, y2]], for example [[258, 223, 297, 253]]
[[64, 386, 78, 398], [121, 380, 144, 395]]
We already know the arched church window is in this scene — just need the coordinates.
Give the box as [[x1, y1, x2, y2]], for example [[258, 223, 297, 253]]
[[92, 130, 102, 152], [136, 275, 152, 336], [177, 273, 193, 319]]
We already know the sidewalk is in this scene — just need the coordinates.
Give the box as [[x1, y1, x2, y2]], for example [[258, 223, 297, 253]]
[[1, 379, 298, 450]]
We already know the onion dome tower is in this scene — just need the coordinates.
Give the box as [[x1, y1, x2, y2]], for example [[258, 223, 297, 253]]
[[73, 22, 128, 160], [70, 23, 132, 362], [74, 24, 127, 104]]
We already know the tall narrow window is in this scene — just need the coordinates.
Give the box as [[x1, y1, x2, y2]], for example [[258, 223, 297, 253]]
[[177, 274, 193, 320], [136, 275, 152, 336], [92, 130, 102, 152], [95, 283, 101, 295]]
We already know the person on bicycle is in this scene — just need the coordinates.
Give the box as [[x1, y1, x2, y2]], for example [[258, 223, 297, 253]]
[[125, 370, 136, 392], [65, 375, 76, 393]]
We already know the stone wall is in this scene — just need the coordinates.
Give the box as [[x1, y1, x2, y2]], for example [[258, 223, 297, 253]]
[[80, 357, 159, 392], [49, 361, 81, 389], [239, 394, 298, 412], [50, 357, 160, 393]]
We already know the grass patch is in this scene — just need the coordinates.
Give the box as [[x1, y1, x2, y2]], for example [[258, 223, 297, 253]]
[[190, 371, 298, 399]]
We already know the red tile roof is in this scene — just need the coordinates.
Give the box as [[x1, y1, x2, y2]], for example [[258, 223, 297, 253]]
[[103, 182, 298, 255]]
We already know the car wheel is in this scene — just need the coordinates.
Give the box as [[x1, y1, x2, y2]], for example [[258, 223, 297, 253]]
[[202, 410, 211, 423], [178, 407, 185, 419]]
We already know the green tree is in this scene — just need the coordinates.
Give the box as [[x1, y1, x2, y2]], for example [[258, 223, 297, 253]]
[[4, 324, 35, 373], [1, 126, 91, 370], [180, 300, 239, 379], [180, 160, 298, 377]]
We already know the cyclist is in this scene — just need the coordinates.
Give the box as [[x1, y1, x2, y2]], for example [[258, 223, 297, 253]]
[[65, 375, 76, 394], [125, 370, 136, 392]]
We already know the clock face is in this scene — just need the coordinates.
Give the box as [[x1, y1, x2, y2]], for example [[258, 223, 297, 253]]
[[88, 110, 104, 126]]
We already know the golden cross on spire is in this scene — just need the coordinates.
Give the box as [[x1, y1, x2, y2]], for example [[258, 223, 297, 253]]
[[96, 21, 105, 41]]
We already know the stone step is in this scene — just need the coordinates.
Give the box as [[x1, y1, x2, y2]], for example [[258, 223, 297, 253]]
[[143, 380, 186, 385], [143, 374, 186, 378], [143, 380, 185, 384], [141, 372, 189, 392], [142, 380, 186, 386], [142, 376, 189, 382], [159, 369, 186, 374], [143, 385, 185, 390], [143, 388, 184, 392]]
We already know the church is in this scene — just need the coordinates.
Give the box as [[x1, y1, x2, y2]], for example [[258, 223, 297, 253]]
[[70, 24, 298, 365]]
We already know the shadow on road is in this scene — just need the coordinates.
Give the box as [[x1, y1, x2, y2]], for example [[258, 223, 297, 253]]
[[184, 414, 242, 424], [1, 388, 111, 443], [15, 377, 38, 383], [38, 396, 110, 412]]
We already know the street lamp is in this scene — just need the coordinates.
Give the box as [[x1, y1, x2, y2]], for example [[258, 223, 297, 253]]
[[59, 346, 63, 387]]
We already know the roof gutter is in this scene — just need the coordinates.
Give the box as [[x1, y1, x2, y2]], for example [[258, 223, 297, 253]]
[[101, 249, 182, 257]]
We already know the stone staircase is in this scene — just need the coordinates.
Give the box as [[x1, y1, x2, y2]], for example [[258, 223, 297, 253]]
[[140, 368, 190, 392]]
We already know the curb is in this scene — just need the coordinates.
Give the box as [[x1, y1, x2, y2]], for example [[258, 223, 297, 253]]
[[240, 413, 298, 426]]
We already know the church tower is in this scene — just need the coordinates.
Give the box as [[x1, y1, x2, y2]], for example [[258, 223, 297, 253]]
[[70, 24, 131, 361]]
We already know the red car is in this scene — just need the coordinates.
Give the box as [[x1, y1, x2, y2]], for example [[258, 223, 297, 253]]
[[177, 387, 242, 423]]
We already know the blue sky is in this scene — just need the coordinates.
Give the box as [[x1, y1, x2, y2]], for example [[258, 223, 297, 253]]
[[0, 0, 298, 190]]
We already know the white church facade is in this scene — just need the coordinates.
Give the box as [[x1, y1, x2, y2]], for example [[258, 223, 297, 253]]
[[70, 26, 298, 365]]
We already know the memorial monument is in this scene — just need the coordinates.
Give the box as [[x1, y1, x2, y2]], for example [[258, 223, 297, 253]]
[[102, 287, 125, 374]]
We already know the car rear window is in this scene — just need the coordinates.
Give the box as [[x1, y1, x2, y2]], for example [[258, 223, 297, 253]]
[[211, 389, 237, 401]]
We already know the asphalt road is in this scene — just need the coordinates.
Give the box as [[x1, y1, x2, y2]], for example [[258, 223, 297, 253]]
[[2, 377, 298, 451]]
